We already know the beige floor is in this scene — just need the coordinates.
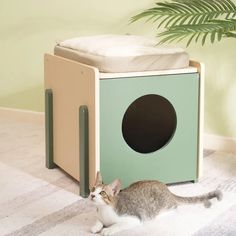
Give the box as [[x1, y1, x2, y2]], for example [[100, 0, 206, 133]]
[[0, 108, 236, 236]]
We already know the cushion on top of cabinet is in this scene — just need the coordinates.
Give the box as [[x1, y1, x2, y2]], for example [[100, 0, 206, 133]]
[[54, 35, 189, 73]]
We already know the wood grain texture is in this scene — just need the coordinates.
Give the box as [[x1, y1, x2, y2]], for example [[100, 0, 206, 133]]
[[44, 54, 100, 187]]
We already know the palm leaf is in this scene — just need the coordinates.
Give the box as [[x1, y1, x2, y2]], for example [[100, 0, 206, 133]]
[[131, 0, 236, 28], [225, 31, 236, 37], [158, 19, 236, 46]]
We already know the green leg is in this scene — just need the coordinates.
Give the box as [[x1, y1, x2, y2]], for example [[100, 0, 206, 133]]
[[79, 106, 89, 198], [45, 89, 55, 169]]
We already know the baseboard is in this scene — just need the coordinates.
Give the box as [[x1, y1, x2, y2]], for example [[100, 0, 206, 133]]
[[0, 107, 44, 123], [204, 133, 236, 154]]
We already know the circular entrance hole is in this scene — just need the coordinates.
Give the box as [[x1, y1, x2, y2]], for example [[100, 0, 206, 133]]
[[122, 94, 177, 154]]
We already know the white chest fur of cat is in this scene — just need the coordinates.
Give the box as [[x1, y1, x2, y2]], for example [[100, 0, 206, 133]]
[[89, 172, 222, 236]]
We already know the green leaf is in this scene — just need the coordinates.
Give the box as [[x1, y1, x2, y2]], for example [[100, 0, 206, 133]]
[[131, 0, 236, 27], [158, 19, 236, 46], [131, 0, 236, 46], [225, 31, 236, 37], [186, 33, 197, 46], [202, 32, 209, 45]]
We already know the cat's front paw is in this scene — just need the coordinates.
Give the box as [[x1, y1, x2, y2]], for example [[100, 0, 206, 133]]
[[90, 220, 103, 234], [101, 227, 117, 236]]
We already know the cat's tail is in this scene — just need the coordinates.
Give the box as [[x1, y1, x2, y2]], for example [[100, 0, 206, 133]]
[[174, 189, 223, 208]]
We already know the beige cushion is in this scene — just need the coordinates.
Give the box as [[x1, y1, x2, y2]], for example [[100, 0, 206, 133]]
[[54, 35, 189, 73]]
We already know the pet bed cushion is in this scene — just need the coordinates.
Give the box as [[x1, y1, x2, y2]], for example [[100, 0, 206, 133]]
[[54, 35, 189, 73]]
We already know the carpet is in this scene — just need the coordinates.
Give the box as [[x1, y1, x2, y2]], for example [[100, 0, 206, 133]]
[[0, 109, 236, 236]]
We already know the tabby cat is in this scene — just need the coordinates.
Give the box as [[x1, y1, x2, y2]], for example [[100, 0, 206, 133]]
[[89, 172, 222, 236]]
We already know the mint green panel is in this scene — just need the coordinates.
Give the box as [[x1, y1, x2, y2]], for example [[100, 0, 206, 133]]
[[100, 73, 199, 187]]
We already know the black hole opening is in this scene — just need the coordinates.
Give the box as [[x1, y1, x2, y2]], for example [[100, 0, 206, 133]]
[[122, 94, 177, 154]]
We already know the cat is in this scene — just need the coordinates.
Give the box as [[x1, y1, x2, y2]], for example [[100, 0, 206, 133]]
[[89, 172, 222, 236]]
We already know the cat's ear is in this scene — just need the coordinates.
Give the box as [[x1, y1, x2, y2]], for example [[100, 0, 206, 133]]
[[95, 171, 102, 186], [109, 179, 121, 196]]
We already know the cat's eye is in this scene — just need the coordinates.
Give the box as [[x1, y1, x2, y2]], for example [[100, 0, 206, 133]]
[[100, 191, 106, 196]]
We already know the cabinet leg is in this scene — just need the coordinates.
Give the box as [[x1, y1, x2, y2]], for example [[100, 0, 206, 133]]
[[79, 106, 89, 198], [45, 89, 55, 169]]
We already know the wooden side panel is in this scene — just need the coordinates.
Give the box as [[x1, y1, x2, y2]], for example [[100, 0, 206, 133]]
[[190, 60, 205, 179], [44, 54, 99, 187]]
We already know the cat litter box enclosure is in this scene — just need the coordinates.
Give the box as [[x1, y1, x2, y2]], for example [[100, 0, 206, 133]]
[[44, 52, 204, 197]]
